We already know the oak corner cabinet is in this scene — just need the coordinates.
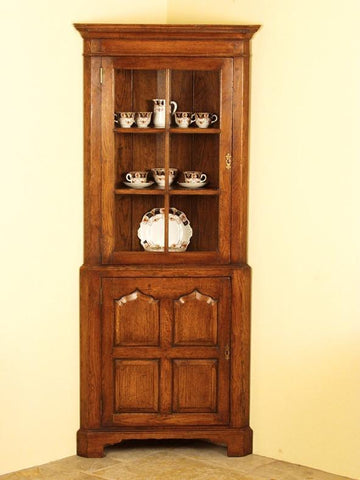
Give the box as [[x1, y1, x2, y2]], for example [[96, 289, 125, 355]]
[[75, 23, 259, 458]]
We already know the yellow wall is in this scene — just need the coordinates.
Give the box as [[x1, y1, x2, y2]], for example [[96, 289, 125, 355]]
[[0, 0, 166, 475], [0, 0, 359, 477], [167, 1, 360, 478]]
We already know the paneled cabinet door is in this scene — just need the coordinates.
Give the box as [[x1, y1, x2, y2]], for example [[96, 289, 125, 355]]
[[101, 277, 231, 427]]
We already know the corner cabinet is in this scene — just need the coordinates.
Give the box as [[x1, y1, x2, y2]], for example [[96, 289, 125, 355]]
[[75, 23, 259, 458]]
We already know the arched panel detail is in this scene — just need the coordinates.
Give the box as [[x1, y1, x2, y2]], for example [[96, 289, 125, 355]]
[[114, 289, 160, 346], [173, 289, 218, 346]]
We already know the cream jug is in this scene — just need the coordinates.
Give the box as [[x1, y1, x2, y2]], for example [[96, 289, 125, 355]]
[[152, 99, 177, 128]]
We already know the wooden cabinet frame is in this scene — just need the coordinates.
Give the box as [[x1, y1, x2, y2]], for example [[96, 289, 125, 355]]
[[75, 24, 259, 458]]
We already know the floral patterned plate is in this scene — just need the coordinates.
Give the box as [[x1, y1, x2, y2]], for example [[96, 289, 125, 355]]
[[138, 207, 193, 252]]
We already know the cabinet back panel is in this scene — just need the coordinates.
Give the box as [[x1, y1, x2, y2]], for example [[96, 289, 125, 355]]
[[114, 70, 132, 111], [170, 196, 218, 251], [170, 70, 220, 123], [114, 195, 164, 252], [115, 69, 166, 113], [193, 71, 220, 121], [115, 134, 165, 185], [171, 70, 193, 114], [170, 134, 219, 187]]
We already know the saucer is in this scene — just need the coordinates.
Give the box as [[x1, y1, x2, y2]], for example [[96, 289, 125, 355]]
[[124, 181, 154, 189], [177, 181, 208, 189]]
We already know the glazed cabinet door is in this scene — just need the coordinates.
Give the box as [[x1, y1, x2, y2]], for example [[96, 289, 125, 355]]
[[101, 277, 231, 426], [100, 56, 233, 265]]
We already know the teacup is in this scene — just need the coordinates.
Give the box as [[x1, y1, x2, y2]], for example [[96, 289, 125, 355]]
[[183, 171, 207, 184], [135, 112, 152, 128], [115, 112, 136, 128], [125, 170, 149, 184], [194, 112, 218, 129], [174, 112, 195, 128], [151, 167, 178, 187]]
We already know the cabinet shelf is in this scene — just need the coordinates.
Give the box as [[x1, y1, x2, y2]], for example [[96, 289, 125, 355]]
[[114, 127, 220, 135], [170, 186, 219, 196], [170, 128, 220, 135], [114, 187, 165, 195], [114, 127, 165, 134], [114, 186, 219, 196]]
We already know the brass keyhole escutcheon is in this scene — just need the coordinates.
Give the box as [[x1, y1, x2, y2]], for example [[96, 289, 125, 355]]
[[225, 153, 232, 169], [224, 344, 230, 360]]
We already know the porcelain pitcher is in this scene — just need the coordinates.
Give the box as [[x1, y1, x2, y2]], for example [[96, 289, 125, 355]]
[[152, 99, 177, 128]]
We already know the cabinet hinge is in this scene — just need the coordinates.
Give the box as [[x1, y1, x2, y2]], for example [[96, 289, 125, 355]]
[[99, 67, 103, 85], [225, 153, 232, 170], [224, 344, 231, 360]]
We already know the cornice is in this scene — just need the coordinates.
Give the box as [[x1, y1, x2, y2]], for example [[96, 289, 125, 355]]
[[74, 23, 261, 41]]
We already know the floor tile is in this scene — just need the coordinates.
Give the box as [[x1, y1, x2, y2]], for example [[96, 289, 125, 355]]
[[0, 468, 98, 480], [1, 443, 355, 480], [43, 455, 121, 474], [106, 439, 224, 461], [104, 439, 177, 462], [167, 441, 275, 472], [249, 460, 353, 480], [92, 452, 252, 480]]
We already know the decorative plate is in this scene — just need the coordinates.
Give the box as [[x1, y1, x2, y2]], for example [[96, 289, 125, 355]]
[[177, 181, 208, 189], [124, 181, 154, 189], [138, 207, 193, 252]]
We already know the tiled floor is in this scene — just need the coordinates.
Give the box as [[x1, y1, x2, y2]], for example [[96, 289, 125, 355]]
[[0, 440, 354, 480]]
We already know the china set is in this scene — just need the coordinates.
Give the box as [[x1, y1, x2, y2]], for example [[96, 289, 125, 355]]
[[124, 168, 208, 189], [115, 99, 218, 129]]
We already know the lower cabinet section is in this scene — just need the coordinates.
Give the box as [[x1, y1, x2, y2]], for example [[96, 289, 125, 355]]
[[102, 277, 230, 427], [78, 266, 251, 457]]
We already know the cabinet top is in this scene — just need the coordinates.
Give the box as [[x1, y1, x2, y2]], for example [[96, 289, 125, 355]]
[[74, 23, 260, 40]]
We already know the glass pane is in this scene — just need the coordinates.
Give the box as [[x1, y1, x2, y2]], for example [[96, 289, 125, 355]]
[[115, 133, 165, 186], [170, 134, 219, 189], [167, 68, 221, 253], [170, 70, 220, 128], [113, 67, 167, 253], [114, 69, 166, 121], [168, 197, 218, 252], [114, 196, 165, 252]]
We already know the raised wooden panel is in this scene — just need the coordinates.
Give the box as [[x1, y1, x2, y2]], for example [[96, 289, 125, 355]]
[[173, 290, 218, 345], [173, 359, 217, 413], [114, 359, 159, 413], [114, 290, 160, 346]]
